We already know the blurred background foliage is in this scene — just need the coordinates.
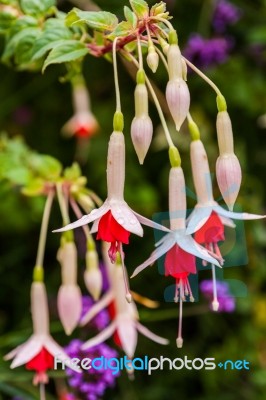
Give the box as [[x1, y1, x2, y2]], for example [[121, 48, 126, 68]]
[[0, 0, 266, 399]]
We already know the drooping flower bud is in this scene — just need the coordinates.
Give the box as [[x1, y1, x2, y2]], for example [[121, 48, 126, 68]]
[[130, 73, 153, 164], [107, 129, 125, 200], [146, 46, 159, 73], [84, 242, 102, 301], [57, 241, 82, 335], [216, 154, 242, 211], [166, 41, 190, 131], [216, 110, 242, 210], [190, 140, 214, 205]]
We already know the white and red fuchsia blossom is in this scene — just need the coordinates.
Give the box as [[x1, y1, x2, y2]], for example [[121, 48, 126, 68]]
[[131, 162, 221, 347], [187, 139, 265, 310], [80, 252, 168, 360], [5, 281, 78, 385], [54, 130, 169, 264]]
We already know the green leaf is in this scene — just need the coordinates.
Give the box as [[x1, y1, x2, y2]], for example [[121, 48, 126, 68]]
[[64, 162, 82, 180], [109, 21, 134, 39], [42, 40, 88, 71], [31, 20, 72, 61], [124, 6, 137, 28], [2, 27, 40, 63], [20, 0, 55, 17], [129, 0, 149, 18], [21, 178, 45, 196], [0, 10, 17, 34], [150, 2, 167, 16], [29, 154, 62, 179], [66, 9, 118, 32], [14, 28, 41, 65]]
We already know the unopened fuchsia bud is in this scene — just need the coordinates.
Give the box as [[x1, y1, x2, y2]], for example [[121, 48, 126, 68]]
[[166, 32, 190, 131], [216, 99, 242, 210], [147, 46, 159, 73], [190, 140, 214, 205], [131, 71, 153, 164], [84, 239, 102, 301], [57, 241, 82, 335]]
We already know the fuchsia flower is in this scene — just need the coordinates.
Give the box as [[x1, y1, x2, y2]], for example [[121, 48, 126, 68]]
[[132, 166, 221, 347], [80, 253, 168, 359], [54, 131, 169, 263], [5, 282, 78, 385]]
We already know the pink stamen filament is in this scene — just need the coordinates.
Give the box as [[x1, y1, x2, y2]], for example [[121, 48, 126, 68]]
[[210, 243, 219, 311], [119, 243, 132, 303]]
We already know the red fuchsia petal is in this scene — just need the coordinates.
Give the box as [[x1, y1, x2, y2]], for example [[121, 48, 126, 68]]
[[107, 301, 122, 348], [75, 124, 96, 138], [164, 244, 196, 278], [97, 211, 130, 244], [194, 211, 225, 244], [26, 347, 54, 373]]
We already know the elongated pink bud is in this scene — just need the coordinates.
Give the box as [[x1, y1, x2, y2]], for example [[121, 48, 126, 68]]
[[107, 131, 125, 200], [84, 249, 102, 301], [147, 46, 159, 73], [131, 116, 153, 164], [166, 78, 190, 131], [131, 83, 153, 164], [169, 167, 186, 230], [216, 154, 242, 211], [190, 140, 214, 204], [57, 284, 82, 335], [31, 282, 49, 335], [57, 242, 82, 335]]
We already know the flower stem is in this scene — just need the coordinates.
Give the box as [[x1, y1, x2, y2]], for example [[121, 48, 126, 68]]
[[182, 56, 223, 97], [70, 196, 91, 240], [112, 37, 121, 112], [35, 190, 54, 269], [137, 35, 143, 71]]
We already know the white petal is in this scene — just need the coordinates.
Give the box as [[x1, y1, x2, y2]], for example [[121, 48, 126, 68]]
[[44, 337, 81, 373], [186, 206, 213, 234], [136, 322, 169, 345], [4, 344, 24, 361], [80, 290, 113, 326], [220, 216, 236, 228], [90, 219, 99, 233], [53, 203, 110, 233], [214, 205, 266, 221], [134, 211, 171, 232], [131, 235, 176, 278], [177, 235, 221, 267], [11, 335, 43, 368], [81, 321, 117, 350], [111, 202, 143, 236], [116, 316, 138, 359]]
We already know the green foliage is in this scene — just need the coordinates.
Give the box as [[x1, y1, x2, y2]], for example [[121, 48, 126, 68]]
[[42, 40, 88, 71], [65, 9, 118, 31], [19, 0, 55, 17], [129, 0, 149, 18]]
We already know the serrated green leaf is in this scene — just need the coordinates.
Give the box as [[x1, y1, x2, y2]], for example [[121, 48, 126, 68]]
[[130, 0, 149, 18], [8, 15, 38, 37], [42, 40, 88, 72], [124, 6, 137, 28], [31, 20, 72, 61], [15, 29, 41, 65], [150, 2, 167, 16], [109, 21, 134, 39], [66, 9, 118, 32], [2, 27, 40, 63], [20, 0, 55, 17]]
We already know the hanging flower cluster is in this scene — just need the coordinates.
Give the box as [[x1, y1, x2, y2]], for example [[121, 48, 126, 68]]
[[1, 0, 265, 397]]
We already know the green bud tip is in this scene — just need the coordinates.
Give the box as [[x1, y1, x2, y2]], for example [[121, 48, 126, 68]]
[[33, 265, 44, 282], [115, 252, 122, 265], [136, 69, 145, 84], [188, 121, 201, 141], [63, 230, 74, 242], [169, 30, 178, 45], [169, 146, 181, 167], [87, 237, 95, 251], [216, 94, 227, 112], [113, 111, 124, 132]]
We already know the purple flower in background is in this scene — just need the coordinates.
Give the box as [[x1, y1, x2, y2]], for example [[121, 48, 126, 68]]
[[81, 295, 109, 330], [213, 0, 242, 33], [183, 34, 232, 69], [65, 339, 119, 400], [200, 280, 236, 312]]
